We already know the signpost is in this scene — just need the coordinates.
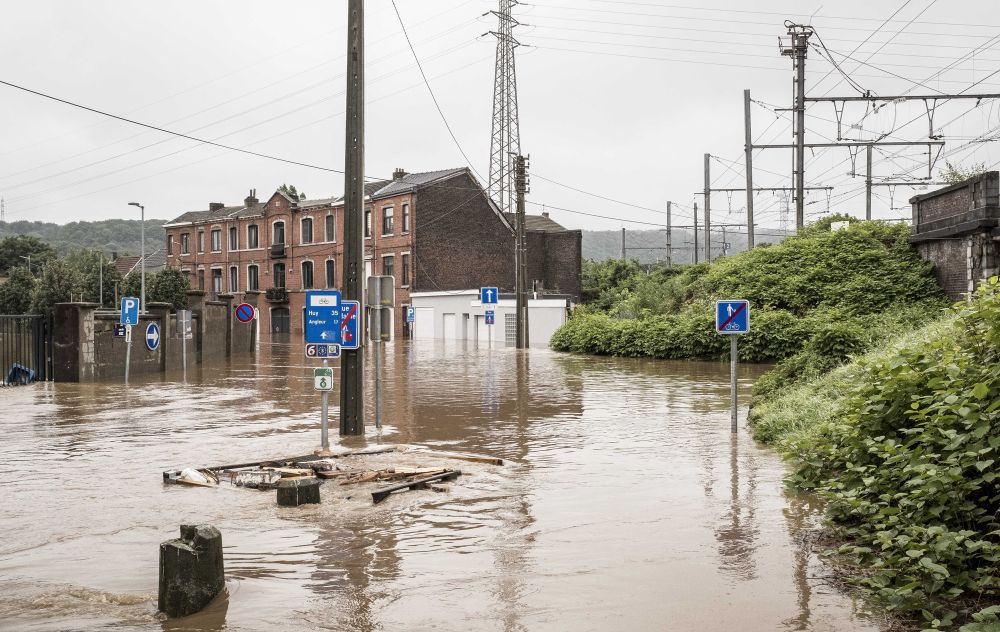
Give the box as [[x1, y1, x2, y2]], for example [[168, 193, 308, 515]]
[[485, 310, 495, 326], [235, 303, 255, 324], [120, 297, 139, 384], [340, 301, 360, 349], [306, 343, 341, 358], [145, 322, 160, 351], [367, 277, 394, 430], [305, 291, 342, 450], [113, 324, 126, 338], [716, 300, 750, 433], [481, 287, 498, 348], [405, 305, 415, 323], [176, 309, 193, 381]]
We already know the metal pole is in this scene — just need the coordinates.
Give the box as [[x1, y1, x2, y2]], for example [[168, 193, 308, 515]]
[[865, 144, 873, 220], [704, 153, 711, 262], [321, 357, 330, 449], [140, 205, 146, 313], [125, 325, 132, 385], [665, 201, 672, 267], [744, 89, 755, 249], [794, 32, 808, 231], [374, 341, 382, 430], [340, 0, 365, 436], [182, 326, 187, 382], [98, 253, 103, 307], [515, 154, 528, 349], [730, 335, 738, 434], [693, 202, 699, 264], [620, 227, 626, 261]]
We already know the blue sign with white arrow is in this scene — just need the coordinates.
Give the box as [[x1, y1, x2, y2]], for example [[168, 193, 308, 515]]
[[305, 290, 342, 344], [120, 296, 140, 325], [145, 322, 161, 350], [715, 300, 750, 334], [480, 286, 498, 305]]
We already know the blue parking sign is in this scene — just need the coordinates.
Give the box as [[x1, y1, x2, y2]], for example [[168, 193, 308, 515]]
[[120, 296, 139, 325], [716, 300, 750, 334]]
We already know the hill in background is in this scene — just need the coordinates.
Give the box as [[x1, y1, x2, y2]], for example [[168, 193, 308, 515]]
[[0, 219, 168, 256], [581, 228, 789, 264]]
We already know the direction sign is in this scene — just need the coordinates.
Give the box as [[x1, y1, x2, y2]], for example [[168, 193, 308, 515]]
[[716, 300, 750, 334], [235, 303, 255, 323], [145, 322, 161, 350], [340, 300, 360, 350], [305, 343, 341, 358], [480, 286, 498, 305], [485, 309, 495, 325], [120, 296, 139, 325], [305, 290, 342, 344], [314, 367, 334, 391], [113, 324, 126, 338], [405, 305, 415, 323]]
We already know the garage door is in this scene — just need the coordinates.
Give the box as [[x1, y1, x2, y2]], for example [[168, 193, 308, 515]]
[[414, 307, 434, 339], [442, 313, 456, 340]]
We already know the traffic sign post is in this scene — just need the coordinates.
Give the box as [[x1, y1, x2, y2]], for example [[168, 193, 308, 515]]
[[113, 324, 126, 338], [235, 303, 255, 324], [339, 301, 360, 350], [480, 287, 498, 305], [120, 297, 140, 386], [306, 343, 341, 358], [176, 310, 193, 382], [716, 300, 750, 434], [484, 310, 495, 325], [316, 361, 333, 450], [305, 290, 342, 344], [145, 322, 160, 351]]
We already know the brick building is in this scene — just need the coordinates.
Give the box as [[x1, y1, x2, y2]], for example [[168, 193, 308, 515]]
[[163, 167, 581, 337], [909, 171, 1000, 300]]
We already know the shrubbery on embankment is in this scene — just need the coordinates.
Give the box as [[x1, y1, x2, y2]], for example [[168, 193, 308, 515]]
[[750, 280, 1000, 630]]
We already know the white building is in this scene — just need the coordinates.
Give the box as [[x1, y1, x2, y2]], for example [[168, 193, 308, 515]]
[[408, 290, 571, 347]]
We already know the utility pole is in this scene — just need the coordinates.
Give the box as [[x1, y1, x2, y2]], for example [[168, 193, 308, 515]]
[[488, 0, 521, 215], [781, 23, 812, 231], [693, 202, 699, 264], [340, 0, 365, 436], [665, 201, 672, 267], [514, 154, 529, 349], [865, 144, 873, 220], [743, 89, 755, 249], [703, 153, 711, 262], [620, 227, 626, 261], [1, 197, 5, 223]]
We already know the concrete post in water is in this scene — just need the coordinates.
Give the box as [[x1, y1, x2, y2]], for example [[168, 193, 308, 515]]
[[158, 524, 225, 618], [730, 336, 738, 434], [277, 478, 322, 506]]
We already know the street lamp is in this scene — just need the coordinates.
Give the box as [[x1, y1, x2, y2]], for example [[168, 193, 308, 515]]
[[128, 202, 146, 312]]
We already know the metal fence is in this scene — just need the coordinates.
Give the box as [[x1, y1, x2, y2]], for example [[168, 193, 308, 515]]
[[0, 315, 51, 384]]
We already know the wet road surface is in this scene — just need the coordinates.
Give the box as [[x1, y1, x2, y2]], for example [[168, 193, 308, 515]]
[[0, 340, 878, 631]]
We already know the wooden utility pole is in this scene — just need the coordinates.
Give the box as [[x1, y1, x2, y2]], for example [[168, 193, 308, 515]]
[[665, 200, 672, 267], [693, 202, 699, 264], [515, 154, 529, 349], [743, 89, 755, 249], [340, 0, 365, 436], [865, 144, 873, 220]]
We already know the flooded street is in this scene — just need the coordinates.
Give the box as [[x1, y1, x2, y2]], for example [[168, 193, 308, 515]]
[[0, 341, 877, 631]]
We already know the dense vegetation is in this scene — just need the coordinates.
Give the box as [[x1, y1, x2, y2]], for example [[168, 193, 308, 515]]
[[553, 217, 946, 367], [0, 218, 168, 257], [751, 281, 1000, 630]]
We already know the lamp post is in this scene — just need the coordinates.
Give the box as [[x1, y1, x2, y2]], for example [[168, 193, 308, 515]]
[[128, 202, 145, 312]]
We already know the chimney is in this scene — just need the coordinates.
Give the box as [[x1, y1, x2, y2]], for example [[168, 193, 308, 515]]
[[209, 202, 225, 212], [541, 211, 550, 218], [392, 168, 407, 181], [244, 188, 258, 208]]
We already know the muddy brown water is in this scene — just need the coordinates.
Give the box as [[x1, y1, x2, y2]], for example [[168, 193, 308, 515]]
[[0, 340, 878, 631]]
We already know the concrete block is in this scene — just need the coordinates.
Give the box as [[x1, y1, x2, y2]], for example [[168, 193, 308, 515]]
[[158, 524, 225, 618], [276, 477, 322, 506]]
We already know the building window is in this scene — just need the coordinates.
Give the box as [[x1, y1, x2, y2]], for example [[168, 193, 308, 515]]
[[301, 261, 314, 289], [325, 259, 336, 288], [197, 231, 205, 253], [167, 235, 174, 255], [402, 203, 410, 233], [229, 226, 238, 251], [247, 224, 259, 249], [181, 233, 190, 254], [401, 253, 410, 286], [382, 206, 394, 235], [211, 268, 223, 295], [248, 264, 259, 291], [273, 221, 285, 245], [382, 255, 394, 279], [211, 229, 221, 252], [273, 262, 285, 288], [197, 268, 205, 291], [364, 209, 372, 238], [325, 214, 335, 242], [301, 217, 313, 244], [229, 266, 238, 293]]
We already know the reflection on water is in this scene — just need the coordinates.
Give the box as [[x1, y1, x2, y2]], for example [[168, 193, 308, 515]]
[[0, 340, 877, 632]]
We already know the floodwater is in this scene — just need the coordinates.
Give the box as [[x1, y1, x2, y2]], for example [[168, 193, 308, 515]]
[[0, 340, 879, 632]]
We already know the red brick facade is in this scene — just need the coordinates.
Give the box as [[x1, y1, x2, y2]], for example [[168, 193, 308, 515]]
[[163, 168, 581, 338]]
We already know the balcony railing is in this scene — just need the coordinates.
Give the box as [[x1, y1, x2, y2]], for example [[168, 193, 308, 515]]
[[270, 244, 286, 258], [265, 287, 289, 303]]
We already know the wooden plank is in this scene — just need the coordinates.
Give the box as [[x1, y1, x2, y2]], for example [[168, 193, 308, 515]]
[[371, 470, 461, 504], [414, 451, 504, 466]]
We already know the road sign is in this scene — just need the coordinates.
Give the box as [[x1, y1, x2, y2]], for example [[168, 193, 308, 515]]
[[145, 322, 160, 351], [485, 309, 495, 325], [405, 305, 415, 323], [176, 310, 193, 339], [340, 300, 360, 350], [305, 290, 342, 344], [125, 325, 132, 343], [314, 367, 333, 391], [235, 302, 255, 323], [113, 324, 126, 338], [716, 300, 750, 334], [306, 343, 341, 358], [480, 286, 498, 305], [120, 296, 139, 325]]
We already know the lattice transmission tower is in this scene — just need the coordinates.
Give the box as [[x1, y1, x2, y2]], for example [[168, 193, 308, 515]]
[[488, 0, 521, 215]]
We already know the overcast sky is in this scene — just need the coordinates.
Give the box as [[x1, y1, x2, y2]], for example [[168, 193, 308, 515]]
[[1, 0, 998, 233]]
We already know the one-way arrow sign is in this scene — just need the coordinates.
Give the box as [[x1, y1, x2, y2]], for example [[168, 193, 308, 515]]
[[145, 322, 161, 350]]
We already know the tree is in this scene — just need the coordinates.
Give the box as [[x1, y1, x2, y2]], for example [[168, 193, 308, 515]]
[[63, 248, 122, 307], [278, 183, 306, 201], [148, 267, 189, 310], [31, 259, 80, 317], [939, 160, 989, 184], [0, 235, 57, 275], [0, 266, 36, 314]]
